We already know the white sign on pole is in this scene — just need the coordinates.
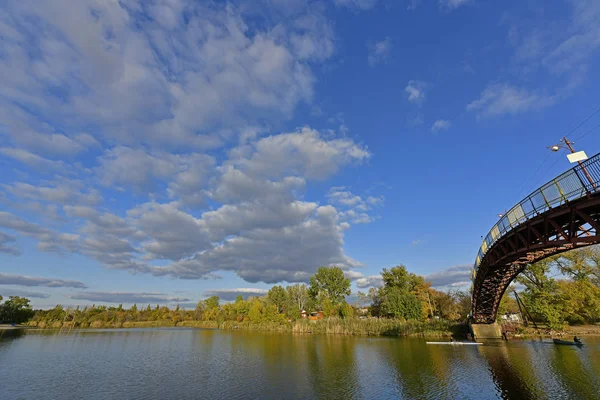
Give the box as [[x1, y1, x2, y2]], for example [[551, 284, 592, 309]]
[[567, 151, 588, 163]]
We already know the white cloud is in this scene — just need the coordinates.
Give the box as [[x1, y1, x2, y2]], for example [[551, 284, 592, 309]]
[[0, 1, 335, 152], [368, 37, 392, 67], [0, 2, 371, 287], [431, 120, 451, 132], [356, 275, 383, 289], [334, 0, 379, 10], [327, 188, 383, 225], [405, 81, 427, 105], [439, 0, 472, 10], [467, 83, 556, 118], [97, 147, 214, 203], [232, 127, 370, 180]]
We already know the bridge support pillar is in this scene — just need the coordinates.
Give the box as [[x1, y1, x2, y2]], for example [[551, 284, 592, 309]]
[[470, 322, 502, 339]]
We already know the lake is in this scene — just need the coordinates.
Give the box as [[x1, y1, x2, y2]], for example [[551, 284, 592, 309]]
[[1, 328, 599, 399]]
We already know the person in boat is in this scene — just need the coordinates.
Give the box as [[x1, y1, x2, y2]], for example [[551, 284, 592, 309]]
[[573, 336, 582, 344]]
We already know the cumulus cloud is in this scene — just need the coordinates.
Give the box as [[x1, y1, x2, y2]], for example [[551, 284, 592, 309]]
[[97, 147, 214, 203], [368, 37, 392, 67], [232, 127, 370, 180], [0, 1, 371, 287], [69, 292, 190, 304], [431, 120, 451, 132], [425, 264, 472, 289], [467, 84, 556, 118], [0, 1, 335, 152], [327, 187, 383, 225], [0, 273, 87, 288], [203, 288, 268, 301], [405, 81, 427, 105]]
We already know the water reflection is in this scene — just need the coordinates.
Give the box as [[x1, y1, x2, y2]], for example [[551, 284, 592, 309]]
[[1, 329, 598, 400]]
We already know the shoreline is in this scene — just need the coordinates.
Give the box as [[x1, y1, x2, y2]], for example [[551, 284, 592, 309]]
[[25, 318, 464, 338], [21, 320, 600, 339]]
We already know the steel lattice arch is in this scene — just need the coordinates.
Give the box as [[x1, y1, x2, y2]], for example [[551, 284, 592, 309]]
[[471, 152, 600, 324]]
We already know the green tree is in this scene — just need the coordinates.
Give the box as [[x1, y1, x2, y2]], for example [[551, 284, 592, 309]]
[[517, 258, 565, 329], [380, 286, 422, 320], [379, 265, 425, 320], [267, 285, 288, 314], [0, 296, 34, 324], [308, 266, 351, 305], [287, 284, 309, 313]]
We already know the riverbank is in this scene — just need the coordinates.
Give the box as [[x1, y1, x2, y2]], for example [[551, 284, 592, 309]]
[[26, 318, 464, 338], [502, 323, 600, 338]]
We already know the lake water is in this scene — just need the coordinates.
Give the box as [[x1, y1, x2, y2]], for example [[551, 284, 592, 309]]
[[1, 328, 599, 399]]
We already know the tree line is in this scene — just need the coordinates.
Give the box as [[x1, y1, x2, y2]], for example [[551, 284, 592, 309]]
[[13, 249, 600, 331], [26, 265, 472, 328]]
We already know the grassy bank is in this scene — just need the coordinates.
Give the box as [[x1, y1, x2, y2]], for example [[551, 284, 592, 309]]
[[503, 323, 600, 338], [27, 317, 462, 337], [221, 318, 464, 337]]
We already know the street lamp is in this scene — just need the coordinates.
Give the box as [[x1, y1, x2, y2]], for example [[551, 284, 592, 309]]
[[548, 136, 595, 189]]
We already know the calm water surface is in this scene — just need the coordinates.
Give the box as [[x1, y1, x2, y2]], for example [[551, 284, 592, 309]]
[[1, 328, 599, 400]]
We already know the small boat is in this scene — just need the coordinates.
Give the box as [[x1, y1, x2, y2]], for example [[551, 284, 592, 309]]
[[426, 342, 483, 345], [553, 339, 583, 346]]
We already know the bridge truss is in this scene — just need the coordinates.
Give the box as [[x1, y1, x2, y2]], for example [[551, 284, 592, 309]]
[[472, 152, 600, 323]]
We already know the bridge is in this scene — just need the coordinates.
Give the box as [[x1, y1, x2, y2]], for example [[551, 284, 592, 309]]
[[471, 152, 600, 326]]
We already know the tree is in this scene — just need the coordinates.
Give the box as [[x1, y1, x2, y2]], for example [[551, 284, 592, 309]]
[[379, 266, 425, 320], [517, 259, 565, 329], [287, 284, 309, 312], [309, 266, 351, 305], [204, 296, 220, 310], [0, 296, 34, 324], [380, 287, 421, 321], [267, 285, 288, 314]]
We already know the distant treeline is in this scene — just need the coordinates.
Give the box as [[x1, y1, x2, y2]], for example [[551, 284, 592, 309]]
[[26, 266, 471, 331], [17, 248, 600, 333]]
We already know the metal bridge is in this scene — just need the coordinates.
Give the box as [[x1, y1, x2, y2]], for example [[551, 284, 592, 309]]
[[471, 152, 600, 324]]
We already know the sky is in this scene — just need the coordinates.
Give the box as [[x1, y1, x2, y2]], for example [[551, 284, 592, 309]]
[[1, 0, 600, 309]]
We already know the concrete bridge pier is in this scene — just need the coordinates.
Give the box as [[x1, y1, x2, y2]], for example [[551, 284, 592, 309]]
[[470, 322, 502, 339]]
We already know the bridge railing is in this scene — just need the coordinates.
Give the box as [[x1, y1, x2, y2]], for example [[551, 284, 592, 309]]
[[473, 152, 600, 277]]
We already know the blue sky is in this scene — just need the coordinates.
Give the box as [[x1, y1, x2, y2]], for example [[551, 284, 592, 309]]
[[1, 0, 600, 308]]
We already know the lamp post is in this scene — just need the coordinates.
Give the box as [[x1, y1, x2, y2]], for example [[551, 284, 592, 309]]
[[548, 136, 595, 189]]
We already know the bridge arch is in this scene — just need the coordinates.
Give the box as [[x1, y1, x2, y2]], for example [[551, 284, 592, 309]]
[[471, 152, 600, 324]]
